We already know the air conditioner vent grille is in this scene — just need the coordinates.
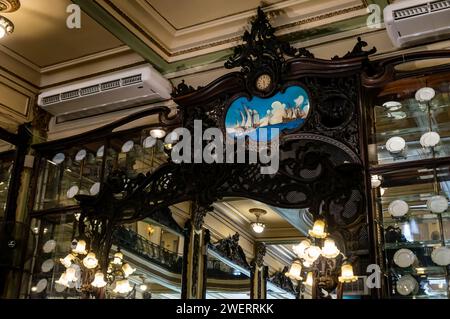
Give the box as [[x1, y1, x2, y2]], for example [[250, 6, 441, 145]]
[[101, 79, 121, 91], [80, 85, 100, 96], [122, 74, 142, 86], [394, 4, 429, 20], [431, 0, 450, 11], [60, 90, 79, 101], [42, 94, 60, 105]]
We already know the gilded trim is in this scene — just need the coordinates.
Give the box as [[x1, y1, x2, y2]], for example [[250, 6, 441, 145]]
[[0, 0, 20, 13]]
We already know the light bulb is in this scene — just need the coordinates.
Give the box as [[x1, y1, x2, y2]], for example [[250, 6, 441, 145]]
[[251, 222, 265, 234], [60, 254, 75, 268], [91, 272, 107, 288], [338, 263, 358, 283], [371, 175, 381, 188], [122, 263, 136, 277], [285, 260, 303, 281], [0, 27, 5, 39], [55, 272, 69, 287], [65, 267, 77, 282], [83, 252, 99, 269], [304, 245, 321, 263], [72, 239, 87, 255], [292, 239, 311, 259], [113, 251, 123, 265], [139, 284, 148, 292], [321, 238, 340, 259], [150, 129, 166, 139], [113, 279, 133, 294], [308, 219, 327, 239]]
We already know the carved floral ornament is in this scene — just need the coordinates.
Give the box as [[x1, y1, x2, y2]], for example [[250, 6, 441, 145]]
[[0, 0, 20, 12]]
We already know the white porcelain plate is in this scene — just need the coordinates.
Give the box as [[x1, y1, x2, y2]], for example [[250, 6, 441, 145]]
[[420, 132, 440, 148], [42, 239, 56, 253], [66, 185, 79, 199], [388, 200, 409, 217], [143, 136, 157, 149], [394, 249, 416, 268], [41, 259, 54, 273], [96, 145, 105, 158], [75, 149, 87, 161], [383, 101, 402, 111], [90, 182, 100, 195], [35, 279, 48, 293], [386, 136, 406, 153], [121, 140, 134, 153], [396, 275, 418, 296], [431, 246, 450, 266], [415, 87, 436, 102], [52, 153, 65, 165], [427, 195, 448, 213], [388, 111, 407, 120]]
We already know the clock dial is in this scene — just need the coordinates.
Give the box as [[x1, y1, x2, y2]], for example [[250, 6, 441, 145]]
[[255, 74, 272, 92]]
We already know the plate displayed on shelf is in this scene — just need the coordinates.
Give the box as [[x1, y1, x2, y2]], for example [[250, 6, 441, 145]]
[[121, 140, 134, 153], [42, 239, 56, 253], [431, 246, 450, 266], [90, 182, 100, 195], [52, 153, 65, 165], [55, 283, 66, 293], [41, 259, 54, 273], [96, 145, 105, 158], [35, 279, 48, 293], [393, 248, 416, 268], [420, 132, 440, 148], [427, 195, 448, 213], [66, 185, 79, 199], [386, 136, 406, 153], [415, 87, 436, 102], [387, 111, 407, 120], [143, 136, 157, 149], [383, 101, 402, 111], [396, 275, 418, 296], [388, 200, 409, 217], [75, 149, 87, 161]]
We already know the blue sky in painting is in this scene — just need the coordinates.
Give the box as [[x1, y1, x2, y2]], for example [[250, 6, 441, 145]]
[[225, 86, 309, 128]]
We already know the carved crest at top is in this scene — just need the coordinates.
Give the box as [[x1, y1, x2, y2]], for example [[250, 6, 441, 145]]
[[225, 7, 314, 97]]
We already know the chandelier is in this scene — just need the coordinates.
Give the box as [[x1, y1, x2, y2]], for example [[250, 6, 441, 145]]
[[287, 218, 357, 299], [56, 239, 138, 298]]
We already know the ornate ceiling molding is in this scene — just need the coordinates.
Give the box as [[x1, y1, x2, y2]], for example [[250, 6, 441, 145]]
[[0, 0, 20, 13]]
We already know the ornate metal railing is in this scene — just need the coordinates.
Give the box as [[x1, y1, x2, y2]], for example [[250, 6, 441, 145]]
[[112, 227, 182, 272]]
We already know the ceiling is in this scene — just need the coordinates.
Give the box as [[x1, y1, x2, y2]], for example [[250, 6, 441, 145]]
[[0, 0, 124, 69]]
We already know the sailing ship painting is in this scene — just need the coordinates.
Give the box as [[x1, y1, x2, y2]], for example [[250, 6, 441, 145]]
[[225, 86, 310, 141]]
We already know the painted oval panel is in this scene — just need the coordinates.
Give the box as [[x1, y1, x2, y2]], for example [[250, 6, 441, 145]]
[[225, 86, 310, 142]]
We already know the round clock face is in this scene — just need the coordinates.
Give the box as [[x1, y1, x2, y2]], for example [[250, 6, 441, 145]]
[[255, 74, 272, 92]]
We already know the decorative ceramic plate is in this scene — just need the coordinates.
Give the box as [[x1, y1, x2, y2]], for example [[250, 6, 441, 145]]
[[420, 132, 440, 148], [42, 240, 56, 253], [90, 182, 100, 195], [121, 140, 134, 153], [393, 249, 416, 268], [41, 259, 54, 273], [143, 136, 156, 149], [35, 279, 48, 293], [388, 200, 409, 217], [75, 149, 87, 161], [165, 131, 179, 144], [396, 275, 418, 296], [383, 101, 402, 111], [96, 145, 105, 158], [66, 185, 79, 199], [427, 195, 448, 213], [52, 153, 65, 165], [55, 283, 66, 293], [431, 246, 450, 266], [415, 87, 436, 102], [387, 111, 407, 120], [386, 136, 406, 153]]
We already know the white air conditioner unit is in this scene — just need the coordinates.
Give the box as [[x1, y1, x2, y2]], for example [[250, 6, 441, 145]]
[[37, 64, 172, 122], [384, 0, 450, 48]]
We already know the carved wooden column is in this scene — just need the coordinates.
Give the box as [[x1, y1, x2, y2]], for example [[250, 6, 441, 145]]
[[181, 201, 211, 299], [250, 242, 267, 299]]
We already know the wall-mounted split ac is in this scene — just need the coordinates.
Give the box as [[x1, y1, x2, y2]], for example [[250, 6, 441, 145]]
[[384, 0, 450, 48], [37, 64, 172, 122]]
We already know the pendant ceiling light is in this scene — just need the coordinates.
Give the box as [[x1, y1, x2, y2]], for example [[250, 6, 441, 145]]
[[249, 208, 267, 234], [0, 15, 13, 38], [0, 0, 20, 39]]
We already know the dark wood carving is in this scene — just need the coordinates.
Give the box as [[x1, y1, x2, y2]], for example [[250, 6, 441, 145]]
[[211, 233, 250, 270], [268, 266, 296, 295], [332, 37, 376, 60]]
